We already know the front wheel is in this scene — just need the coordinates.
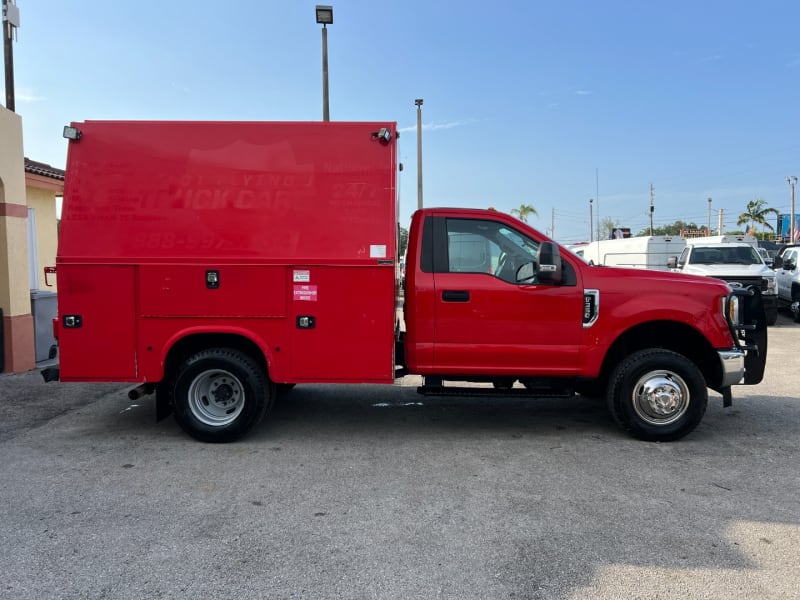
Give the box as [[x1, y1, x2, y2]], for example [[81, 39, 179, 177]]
[[607, 349, 707, 442], [172, 348, 272, 443]]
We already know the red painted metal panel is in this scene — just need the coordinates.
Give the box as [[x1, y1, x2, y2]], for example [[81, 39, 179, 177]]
[[289, 265, 395, 382], [138, 265, 287, 318], [57, 265, 137, 380], [60, 121, 397, 265], [57, 121, 398, 383]]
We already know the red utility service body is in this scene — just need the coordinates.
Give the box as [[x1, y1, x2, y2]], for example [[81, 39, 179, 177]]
[[52, 120, 766, 443], [58, 121, 397, 385]]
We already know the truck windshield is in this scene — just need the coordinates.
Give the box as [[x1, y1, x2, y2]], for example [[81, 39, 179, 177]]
[[689, 246, 762, 265]]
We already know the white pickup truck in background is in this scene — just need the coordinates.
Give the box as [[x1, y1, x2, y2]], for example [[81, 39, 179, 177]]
[[772, 243, 800, 322], [668, 236, 778, 326]]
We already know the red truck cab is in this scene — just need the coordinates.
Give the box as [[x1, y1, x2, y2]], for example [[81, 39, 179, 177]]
[[47, 120, 767, 444]]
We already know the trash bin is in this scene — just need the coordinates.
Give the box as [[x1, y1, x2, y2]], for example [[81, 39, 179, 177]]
[[30, 290, 58, 363], [0, 306, 4, 372]]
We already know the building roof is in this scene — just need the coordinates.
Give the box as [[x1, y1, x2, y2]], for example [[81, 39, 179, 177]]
[[24, 158, 65, 181]]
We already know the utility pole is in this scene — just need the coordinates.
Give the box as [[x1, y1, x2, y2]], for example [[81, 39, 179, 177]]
[[415, 99, 423, 210], [787, 176, 797, 242], [595, 169, 600, 242], [314, 5, 333, 121], [589, 199, 594, 242], [649, 183, 655, 236], [2, 0, 20, 112], [718, 208, 724, 236], [550, 207, 555, 239], [707, 197, 712, 235]]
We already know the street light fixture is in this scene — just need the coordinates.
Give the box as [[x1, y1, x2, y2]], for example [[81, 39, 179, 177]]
[[315, 5, 333, 122]]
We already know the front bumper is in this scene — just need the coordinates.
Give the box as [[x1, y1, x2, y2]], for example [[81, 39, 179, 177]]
[[717, 349, 745, 388]]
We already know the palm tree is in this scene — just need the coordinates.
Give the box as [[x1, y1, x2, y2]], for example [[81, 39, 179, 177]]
[[737, 198, 779, 239], [510, 204, 538, 223]]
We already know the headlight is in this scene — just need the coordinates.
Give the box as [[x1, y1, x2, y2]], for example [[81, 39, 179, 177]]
[[724, 294, 741, 325], [763, 275, 776, 294]]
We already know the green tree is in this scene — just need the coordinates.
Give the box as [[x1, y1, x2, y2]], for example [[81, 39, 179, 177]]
[[510, 204, 538, 223], [737, 198, 779, 239], [635, 220, 703, 237], [600, 216, 621, 239], [398, 225, 409, 256]]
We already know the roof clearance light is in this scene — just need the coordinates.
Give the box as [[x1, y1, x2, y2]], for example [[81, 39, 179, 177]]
[[373, 127, 392, 143], [63, 126, 82, 140]]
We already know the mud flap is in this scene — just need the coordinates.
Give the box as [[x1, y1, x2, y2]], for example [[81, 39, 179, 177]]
[[155, 382, 174, 422]]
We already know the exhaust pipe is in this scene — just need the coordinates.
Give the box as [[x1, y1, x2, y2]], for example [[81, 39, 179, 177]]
[[128, 383, 155, 400]]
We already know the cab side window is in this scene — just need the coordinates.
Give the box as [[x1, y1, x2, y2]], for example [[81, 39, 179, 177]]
[[445, 218, 539, 284]]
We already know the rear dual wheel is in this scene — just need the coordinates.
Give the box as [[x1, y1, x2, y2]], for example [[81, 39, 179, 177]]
[[172, 348, 273, 443]]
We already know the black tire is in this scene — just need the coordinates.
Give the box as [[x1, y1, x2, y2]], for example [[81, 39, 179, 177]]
[[607, 349, 707, 442], [793, 291, 800, 323], [172, 348, 272, 443], [766, 307, 778, 326]]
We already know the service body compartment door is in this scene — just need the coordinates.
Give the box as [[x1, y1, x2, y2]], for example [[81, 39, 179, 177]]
[[57, 265, 137, 381], [289, 266, 395, 383]]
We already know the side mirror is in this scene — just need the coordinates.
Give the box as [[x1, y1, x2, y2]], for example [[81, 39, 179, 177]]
[[667, 256, 678, 269], [771, 256, 783, 270], [536, 242, 562, 284]]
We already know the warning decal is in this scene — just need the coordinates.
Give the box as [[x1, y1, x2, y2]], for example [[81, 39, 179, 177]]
[[293, 284, 318, 301]]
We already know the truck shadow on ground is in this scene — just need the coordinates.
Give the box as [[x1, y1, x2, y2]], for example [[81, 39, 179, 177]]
[[267, 384, 620, 439]]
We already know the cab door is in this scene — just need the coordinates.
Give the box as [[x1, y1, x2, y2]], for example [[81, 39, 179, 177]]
[[429, 216, 583, 376]]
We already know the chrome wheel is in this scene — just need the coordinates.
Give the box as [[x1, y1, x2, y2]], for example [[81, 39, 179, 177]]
[[187, 368, 245, 427], [631, 369, 690, 426]]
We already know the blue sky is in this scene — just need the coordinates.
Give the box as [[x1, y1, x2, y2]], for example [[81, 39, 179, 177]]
[[7, 0, 800, 243]]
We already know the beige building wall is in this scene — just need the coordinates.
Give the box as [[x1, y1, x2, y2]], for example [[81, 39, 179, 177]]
[[0, 107, 34, 372], [26, 187, 59, 292]]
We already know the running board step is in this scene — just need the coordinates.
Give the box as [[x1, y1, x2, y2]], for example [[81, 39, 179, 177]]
[[417, 386, 574, 398]]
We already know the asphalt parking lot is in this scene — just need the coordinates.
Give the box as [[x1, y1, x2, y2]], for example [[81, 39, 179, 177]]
[[1, 313, 799, 600]]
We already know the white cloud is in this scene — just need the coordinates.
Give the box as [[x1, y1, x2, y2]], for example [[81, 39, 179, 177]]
[[15, 88, 45, 102], [575, 90, 592, 95], [398, 118, 476, 133]]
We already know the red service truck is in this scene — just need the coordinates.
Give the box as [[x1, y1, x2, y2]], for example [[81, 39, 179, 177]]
[[45, 120, 767, 443]]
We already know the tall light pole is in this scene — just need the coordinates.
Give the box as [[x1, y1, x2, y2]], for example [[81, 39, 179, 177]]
[[707, 197, 712, 235], [415, 98, 423, 210], [315, 5, 333, 122], [788, 176, 797, 242], [3, 0, 20, 112], [589, 199, 594, 242]]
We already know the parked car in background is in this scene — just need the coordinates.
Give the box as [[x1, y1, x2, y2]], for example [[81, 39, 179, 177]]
[[757, 247, 773, 267], [668, 237, 778, 326], [772, 243, 800, 322]]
